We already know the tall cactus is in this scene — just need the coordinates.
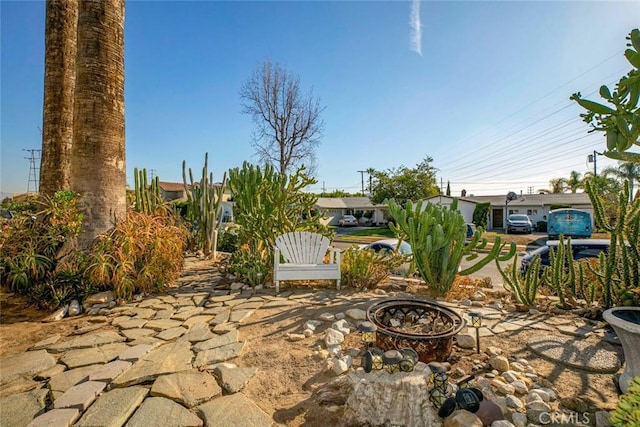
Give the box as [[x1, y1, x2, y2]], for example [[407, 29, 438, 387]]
[[497, 254, 543, 306], [182, 153, 227, 259], [133, 167, 163, 214], [388, 198, 516, 296], [543, 236, 576, 308], [586, 179, 640, 308]]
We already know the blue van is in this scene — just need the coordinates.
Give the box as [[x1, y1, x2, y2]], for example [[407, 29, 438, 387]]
[[547, 209, 592, 239]]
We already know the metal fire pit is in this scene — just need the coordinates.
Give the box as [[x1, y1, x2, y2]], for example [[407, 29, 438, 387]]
[[367, 298, 465, 363]]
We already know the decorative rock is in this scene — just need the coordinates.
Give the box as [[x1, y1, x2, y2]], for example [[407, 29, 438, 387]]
[[595, 410, 611, 427], [331, 319, 351, 336], [324, 328, 345, 347], [560, 396, 590, 413], [486, 346, 502, 356], [444, 410, 483, 427], [26, 408, 80, 427], [213, 366, 258, 393], [319, 312, 336, 322], [494, 381, 515, 395], [345, 308, 366, 320], [511, 412, 527, 427], [471, 291, 486, 301], [75, 386, 148, 427], [335, 312, 346, 320], [42, 304, 69, 322], [112, 341, 193, 387], [475, 400, 505, 425], [456, 333, 476, 349], [491, 421, 515, 427], [460, 299, 472, 307], [502, 371, 518, 383], [505, 394, 524, 409], [68, 300, 82, 316], [126, 396, 203, 427], [0, 389, 48, 427], [304, 320, 322, 331], [151, 371, 221, 408], [53, 380, 106, 410], [511, 380, 528, 394], [303, 329, 314, 338], [196, 393, 272, 427], [332, 359, 349, 376], [287, 333, 306, 342], [490, 355, 510, 372], [84, 291, 115, 305]]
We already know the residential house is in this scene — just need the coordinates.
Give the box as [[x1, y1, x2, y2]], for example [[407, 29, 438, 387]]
[[158, 181, 235, 222], [419, 193, 593, 231], [315, 197, 389, 226]]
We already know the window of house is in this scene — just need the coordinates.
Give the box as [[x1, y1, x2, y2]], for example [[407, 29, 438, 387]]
[[527, 209, 537, 216], [509, 209, 519, 215]]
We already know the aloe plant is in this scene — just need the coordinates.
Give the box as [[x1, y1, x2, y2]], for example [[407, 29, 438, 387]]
[[182, 153, 227, 259], [388, 198, 516, 296]]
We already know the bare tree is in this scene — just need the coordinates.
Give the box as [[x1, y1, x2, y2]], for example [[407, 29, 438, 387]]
[[240, 60, 324, 176]]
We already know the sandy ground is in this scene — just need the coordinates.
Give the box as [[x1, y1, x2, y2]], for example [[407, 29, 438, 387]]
[[0, 235, 621, 426]]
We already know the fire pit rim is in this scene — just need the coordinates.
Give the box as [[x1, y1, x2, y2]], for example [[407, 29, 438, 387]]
[[366, 298, 466, 340]]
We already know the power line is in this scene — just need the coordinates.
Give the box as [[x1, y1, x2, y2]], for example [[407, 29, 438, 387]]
[[23, 148, 41, 194]]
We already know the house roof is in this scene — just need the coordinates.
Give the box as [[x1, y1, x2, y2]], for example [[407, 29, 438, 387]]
[[315, 197, 384, 209], [464, 192, 592, 207], [158, 181, 185, 192], [422, 195, 478, 205]]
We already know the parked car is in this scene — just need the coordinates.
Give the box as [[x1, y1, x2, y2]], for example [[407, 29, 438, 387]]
[[362, 239, 412, 256], [338, 215, 358, 227], [507, 214, 533, 234], [520, 239, 610, 274]]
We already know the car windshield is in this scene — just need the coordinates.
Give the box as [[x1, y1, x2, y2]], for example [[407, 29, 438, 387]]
[[397, 241, 412, 255], [509, 215, 529, 221]]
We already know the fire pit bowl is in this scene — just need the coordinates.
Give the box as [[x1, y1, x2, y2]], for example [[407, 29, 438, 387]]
[[367, 298, 465, 363]]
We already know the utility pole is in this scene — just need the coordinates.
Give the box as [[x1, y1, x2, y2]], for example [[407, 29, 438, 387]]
[[587, 150, 602, 176], [148, 169, 156, 181], [357, 170, 365, 196], [23, 149, 41, 194]]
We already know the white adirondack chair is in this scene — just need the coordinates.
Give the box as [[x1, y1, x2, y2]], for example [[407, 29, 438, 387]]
[[273, 231, 341, 293]]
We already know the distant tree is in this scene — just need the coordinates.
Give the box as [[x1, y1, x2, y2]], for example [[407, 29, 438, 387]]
[[369, 157, 439, 206], [446, 180, 451, 196], [549, 177, 567, 193], [317, 189, 360, 198], [602, 162, 640, 202], [566, 170, 583, 193], [366, 167, 376, 195], [583, 171, 621, 222], [571, 28, 640, 164], [240, 60, 325, 176]]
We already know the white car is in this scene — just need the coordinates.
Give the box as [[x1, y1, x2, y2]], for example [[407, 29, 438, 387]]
[[362, 239, 412, 256], [339, 215, 358, 227]]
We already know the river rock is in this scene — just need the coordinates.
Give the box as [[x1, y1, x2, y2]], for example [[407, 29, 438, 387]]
[[68, 300, 82, 316], [345, 309, 366, 320], [324, 328, 344, 347], [84, 291, 115, 305], [444, 410, 483, 427], [456, 333, 476, 349], [43, 304, 69, 322], [490, 356, 510, 372]]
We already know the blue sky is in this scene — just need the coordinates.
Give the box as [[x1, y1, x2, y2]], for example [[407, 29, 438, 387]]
[[1, 1, 638, 199]]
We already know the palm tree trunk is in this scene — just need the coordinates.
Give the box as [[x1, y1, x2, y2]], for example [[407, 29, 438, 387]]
[[71, 0, 126, 249], [40, 0, 78, 197]]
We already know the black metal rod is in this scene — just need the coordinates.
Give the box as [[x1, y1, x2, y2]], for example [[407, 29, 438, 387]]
[[475, 327, 480, 354]]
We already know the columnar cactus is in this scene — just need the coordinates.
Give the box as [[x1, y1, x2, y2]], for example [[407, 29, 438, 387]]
[[182, 153, 227, 259], [497, 254, 543, 306], [133, 167, 162, 214], [388, 199, 516, 296], [586, 179, 640, 308]]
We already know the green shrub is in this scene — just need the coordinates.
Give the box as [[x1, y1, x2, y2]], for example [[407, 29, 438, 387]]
[[85, 211, 188, 300], [217, 229, 239, 253], [472, 202, 491, 230], [227, 162, 328, 286], [0, 191, 84, 309], [340, 246, 405, 290]]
